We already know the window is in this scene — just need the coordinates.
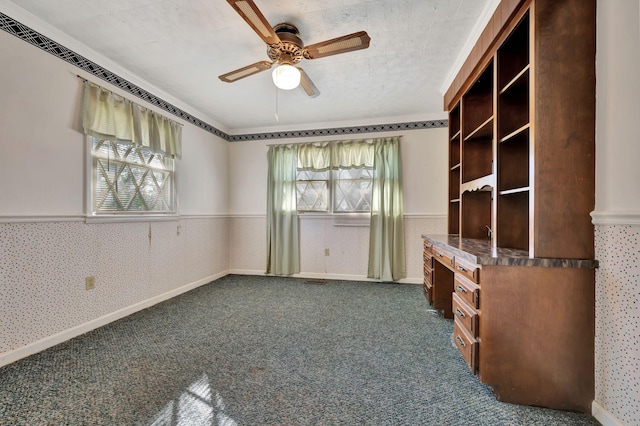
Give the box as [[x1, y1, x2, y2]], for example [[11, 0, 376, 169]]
[[296, 169, 329, 212], [90, 138, 175, 214], [334, 168, 374, 212], [296, 167, 373, 213]]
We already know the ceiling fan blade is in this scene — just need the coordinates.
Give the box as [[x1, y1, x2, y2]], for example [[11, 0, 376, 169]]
[[219, 61, 273, 83], [303, 31, 371, 59], [298, 68, 320, 98], [226, 0, 280, 46]]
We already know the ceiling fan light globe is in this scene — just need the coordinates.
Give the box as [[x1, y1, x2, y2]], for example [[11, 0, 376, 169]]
[[272, 64, 301, 90]]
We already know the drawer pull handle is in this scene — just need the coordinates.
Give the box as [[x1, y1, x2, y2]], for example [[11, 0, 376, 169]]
[[455, 308, 465, 318], [457, 265, 467, 273], [456, 285, 467, 294], [436, 253, 444, 258], [456, 335, 465, 347]]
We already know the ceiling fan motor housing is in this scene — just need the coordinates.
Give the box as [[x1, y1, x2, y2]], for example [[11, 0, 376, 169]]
[[268, 23, 304, 64]]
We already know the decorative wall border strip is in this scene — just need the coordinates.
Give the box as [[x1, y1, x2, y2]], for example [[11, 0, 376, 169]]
[[1, 11, 447, 142], [226, 120, 447, 141]]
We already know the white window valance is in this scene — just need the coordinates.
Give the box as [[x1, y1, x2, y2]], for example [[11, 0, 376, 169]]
[[297, 139, 375, 171], [81, 81, 182, 159]]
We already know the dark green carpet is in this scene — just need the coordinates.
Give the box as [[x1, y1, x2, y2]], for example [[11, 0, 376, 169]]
[[0, 275, 598, 425]]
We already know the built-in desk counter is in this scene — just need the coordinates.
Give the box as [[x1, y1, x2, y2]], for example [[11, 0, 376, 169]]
[[424, 234, 598, 268], [422, 234, 597, 413]]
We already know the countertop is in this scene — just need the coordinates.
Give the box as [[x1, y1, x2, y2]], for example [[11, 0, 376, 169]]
[[422, 234, 598, 268]]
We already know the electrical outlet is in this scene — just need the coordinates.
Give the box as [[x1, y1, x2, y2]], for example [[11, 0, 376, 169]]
[[324, 248, 330, 256], [85, 276, 95, 290]]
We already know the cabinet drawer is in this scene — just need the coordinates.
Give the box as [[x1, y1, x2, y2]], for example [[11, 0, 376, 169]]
[[454, 274, 480, 309], [432, 247, 454, 269], [454, 317, 478, 373], [454, 257, 480, 283], [452, 293, 478, 336], [423, 267, 432, 285], [423, 251, 433, 269], [423, 284, 432, 305]]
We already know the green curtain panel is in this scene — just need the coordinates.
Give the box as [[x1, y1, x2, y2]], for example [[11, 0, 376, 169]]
[[267, 137, 405, 281], [266, 144, 300, 275], [368, 137, 406, 281], [82, 81, 182, 159]]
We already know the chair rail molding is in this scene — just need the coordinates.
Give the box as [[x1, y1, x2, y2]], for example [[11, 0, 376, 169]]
[[590, 210, 640, 226]]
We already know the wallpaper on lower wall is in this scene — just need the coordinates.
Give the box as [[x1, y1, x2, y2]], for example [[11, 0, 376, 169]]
[[1, 215, 445, 359], [0, 218, 230, 354], [594, 224, 640, 426]]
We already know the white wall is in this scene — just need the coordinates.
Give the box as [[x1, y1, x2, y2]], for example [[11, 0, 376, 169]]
[[0, 28, 230, 366], [228, 129, 449, 281], [595, 1, 640, 214], [592, 2, 640, 425], [0, 29, 84, 216], [229, 129, 448, 215]]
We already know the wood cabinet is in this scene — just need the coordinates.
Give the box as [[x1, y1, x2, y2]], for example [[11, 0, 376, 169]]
[[446, 0, 596, 259], [423, 235, 596, 413], [426, 0, 597, 414]]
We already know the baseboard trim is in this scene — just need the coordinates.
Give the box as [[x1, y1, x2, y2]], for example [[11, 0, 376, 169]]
[[592, 401, 625, 426], [0, 271, 230, 368], [228, 269, 422, 284]]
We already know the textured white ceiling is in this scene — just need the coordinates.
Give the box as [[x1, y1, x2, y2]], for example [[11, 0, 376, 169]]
[[4, 0, 493, 133]]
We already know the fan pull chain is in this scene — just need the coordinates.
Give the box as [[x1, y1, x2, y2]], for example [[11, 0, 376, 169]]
[[274, 86, 279, 122]]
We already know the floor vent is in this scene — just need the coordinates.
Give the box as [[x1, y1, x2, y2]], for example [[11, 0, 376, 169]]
[[304, 279, 328, 285]]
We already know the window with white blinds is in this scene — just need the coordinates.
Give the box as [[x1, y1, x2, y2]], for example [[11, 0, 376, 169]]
[[90, 138, 175, 214]]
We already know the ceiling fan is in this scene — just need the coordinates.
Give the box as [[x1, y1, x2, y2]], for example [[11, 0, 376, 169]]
[[218, 0, 371, 97]]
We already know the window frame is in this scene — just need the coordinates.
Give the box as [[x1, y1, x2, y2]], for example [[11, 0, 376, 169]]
[[85, 136, 179, 223]]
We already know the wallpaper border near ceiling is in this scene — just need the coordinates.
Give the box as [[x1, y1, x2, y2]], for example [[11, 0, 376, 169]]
[[226, 120, 447, 141], [0, 12, 447, 142]]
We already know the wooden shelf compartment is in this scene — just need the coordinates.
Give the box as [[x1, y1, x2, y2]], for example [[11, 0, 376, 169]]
[[462, 135, 493, 183], [497, 12, 530, 91], [462, 61, 494, 137], [497, 190, 530, 251], [500, 123, 530, 143], [450, 167, 461, 200], [498, 128, 530, 192], [461, 189, 492, 240], [449, 102, 461, 139], [465, 116, 494, 142], [449, 200, 460, 235], [499, 65, 530, 96], [450, 138, 461, 169], [498, 69, 530, 139]]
